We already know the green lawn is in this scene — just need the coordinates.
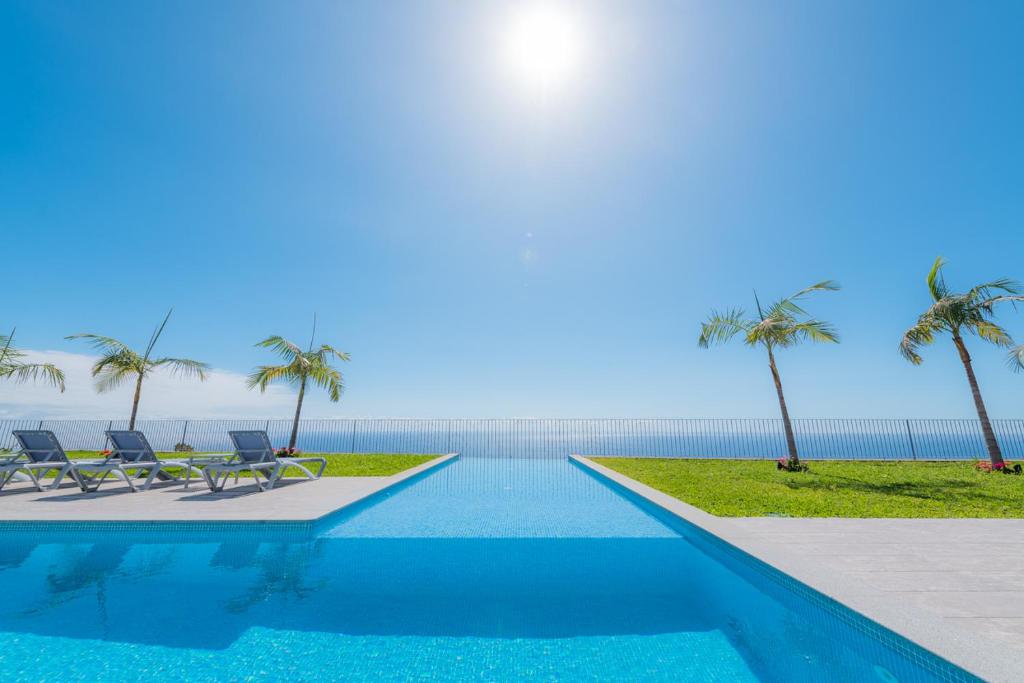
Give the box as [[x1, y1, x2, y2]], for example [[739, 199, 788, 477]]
[[65, 451, 438, 477], [593, 458, 1024, 518]]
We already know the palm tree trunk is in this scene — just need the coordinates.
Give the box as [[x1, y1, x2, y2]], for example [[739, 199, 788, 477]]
[[288, 376, 307, 450], [128, 374, 144, 431], [767, 347, 799, 464], [952, 332, 1005, 467]]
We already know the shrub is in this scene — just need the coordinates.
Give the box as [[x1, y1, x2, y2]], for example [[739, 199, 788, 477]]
[[975, 460, 1022, 475], [777, 456, 809, 472]]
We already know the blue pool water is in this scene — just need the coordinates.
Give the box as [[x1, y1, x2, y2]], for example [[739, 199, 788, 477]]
[[0, 458, 971, 682]]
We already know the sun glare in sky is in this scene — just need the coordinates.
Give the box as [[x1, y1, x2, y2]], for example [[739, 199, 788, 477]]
[[500, 3, 586, 98]]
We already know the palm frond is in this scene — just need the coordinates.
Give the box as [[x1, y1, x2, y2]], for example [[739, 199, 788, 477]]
[[254, 336, 302, 361], [1008, 345, 1024, 373], [0, 331, 21, 364], [967, 278, 1022, 302], [791, 319, 840, 344], [763, 280, 840, 324], [142, 308, 174, 363], [247, 364, 300, 392], [93, 362, 138, 393], [926, 256, 948, 302], [91, 349, 142, 376], [152, 357, 210, 380], [65, 333, 133, 354], [697, 309, 751, 348], [972, 321, 1013, 347], [317, 344, 351, 363], [306, 363, 344, 402], [899, 316, 941, 365], [765, 297, 807, 319], [976, 293, 1024, 311], [788, 280, 841, 301], [1, 362, 66, 392]]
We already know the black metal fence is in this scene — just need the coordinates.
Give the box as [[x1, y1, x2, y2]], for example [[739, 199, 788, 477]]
[[1, 418, 1022, 460]]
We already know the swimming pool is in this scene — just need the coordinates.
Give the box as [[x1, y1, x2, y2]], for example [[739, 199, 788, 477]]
[[0, 457, 975, 682]]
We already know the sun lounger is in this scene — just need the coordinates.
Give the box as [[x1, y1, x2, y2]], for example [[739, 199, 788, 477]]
[[200, 430, 326, 492], [8, 430, 139, 493], [105, 430, 196, 490], [230, 430, 327, 481]]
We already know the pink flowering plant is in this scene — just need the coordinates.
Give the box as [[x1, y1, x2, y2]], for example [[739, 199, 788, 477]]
[[274, 447, 301, 458], [776, 456, 809, 472], [976, 460, 1022, 475]]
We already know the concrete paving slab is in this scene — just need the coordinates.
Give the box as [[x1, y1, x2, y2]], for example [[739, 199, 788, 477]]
[[0, 454, 456, 521]]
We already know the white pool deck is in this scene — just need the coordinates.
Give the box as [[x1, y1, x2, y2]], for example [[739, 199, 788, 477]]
[[572, 455, 1022, 683], [0, 454, 456, 521]]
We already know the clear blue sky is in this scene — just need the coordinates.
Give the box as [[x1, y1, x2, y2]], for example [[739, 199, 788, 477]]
[[2, 1, 1023, 419]]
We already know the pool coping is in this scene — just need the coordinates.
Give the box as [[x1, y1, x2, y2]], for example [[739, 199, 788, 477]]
[[570, 454, 1010, 683], [0, 453, 459, 530]]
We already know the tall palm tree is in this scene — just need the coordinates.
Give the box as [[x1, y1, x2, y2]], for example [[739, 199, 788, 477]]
[[698, 281, 841, 468], [247, 318, 350, 450], [67, 309, 209, 429], [900, 257, 1022, 467], [0, 328, 65, 391]]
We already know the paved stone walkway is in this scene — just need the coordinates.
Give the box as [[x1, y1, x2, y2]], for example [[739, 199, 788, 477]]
[[0, 454, 455, 521], [730, 517, 1024, 656]]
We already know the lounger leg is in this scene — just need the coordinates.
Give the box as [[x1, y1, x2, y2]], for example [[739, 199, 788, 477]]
[[70, 468, 92, 492], [202, 468, 217, 492], [86, 470, 111, 492], [292, 463, 317, 480], [0, 470, 15, 491], [264, 465, 283, 491], [205, 468, 230, 493], [109, 468, 138, 493], [23, 468, 42, 492], [2, 468, 40, 491], [142, 466, 161, 491], [50, 465, 72, 490]]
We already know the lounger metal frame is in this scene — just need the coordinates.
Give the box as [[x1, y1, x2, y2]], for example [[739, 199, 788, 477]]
[[9, 430, 140, 493], [201, 430, 327, 492], [105, 430, 197, 490]]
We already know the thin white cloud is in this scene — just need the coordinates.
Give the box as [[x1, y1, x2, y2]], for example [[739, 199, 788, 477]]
[[0, 349, 296, 419]]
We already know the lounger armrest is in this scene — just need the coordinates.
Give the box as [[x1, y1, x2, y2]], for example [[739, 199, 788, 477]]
[[0, 452, 28, 465], [207, 460, 278, 471]]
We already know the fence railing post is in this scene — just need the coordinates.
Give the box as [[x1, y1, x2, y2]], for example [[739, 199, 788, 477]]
[[905, 419, 917, 460]]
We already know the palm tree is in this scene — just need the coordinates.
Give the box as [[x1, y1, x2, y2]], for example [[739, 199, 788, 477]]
[[900, 257, 1022, 467], [66, 309, 209, 429], [0, 328, 65, 391], [698, 281, 841, 468], [247, 318, 350, 450]]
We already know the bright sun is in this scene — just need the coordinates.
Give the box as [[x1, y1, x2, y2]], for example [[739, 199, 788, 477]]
[[500, 4, 585, 97]]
